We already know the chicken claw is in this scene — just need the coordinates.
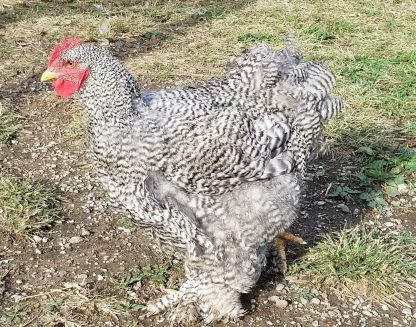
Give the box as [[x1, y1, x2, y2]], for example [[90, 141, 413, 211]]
[[276, 231, 307, 274]]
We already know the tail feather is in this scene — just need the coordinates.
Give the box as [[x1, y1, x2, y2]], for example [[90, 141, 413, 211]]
[[287, 62, 336, 99], [317, 97, 343, 120], [227, 37, 340, 115]]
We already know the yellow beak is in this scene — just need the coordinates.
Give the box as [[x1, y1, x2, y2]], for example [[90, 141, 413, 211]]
[[40, 70, 60, 82]]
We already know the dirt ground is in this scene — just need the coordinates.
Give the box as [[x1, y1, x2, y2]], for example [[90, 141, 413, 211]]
[[1, 77, 414, 326]]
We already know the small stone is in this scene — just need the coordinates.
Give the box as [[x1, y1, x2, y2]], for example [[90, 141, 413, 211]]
[[34, 248, 42, 255], [275, 283, 285, 291], [317, 201, 325, 206], [384, 222, 395, 227], [11, 293, 26, 302], [285, 275, 298, 282], [353, 208, 360, 216], [98, 18, 111, 34], [362, 304, 372, 310], [402, 308, 412, 316], [362, 310, 372, 317], [328, 310, 336, 318], [127, 290, 138, 300], [69, 236, 84, 244], [32, 235, 42, 243], [381, 304, 389, 311], [300, 298, 308, 305], [77, 273, 88, 281], [311, 298, 321, 305], [336, 203, 350, 213], [97, 274, 104, 281], [312, 321, 319, 327], [268, 296, 289, 308], [311, 288, 319, 295], [397, 183, 408, 194], [81, 228, 90, 236]]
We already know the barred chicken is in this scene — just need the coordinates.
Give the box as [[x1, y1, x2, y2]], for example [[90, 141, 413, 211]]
[[41, 37, 342, 324]]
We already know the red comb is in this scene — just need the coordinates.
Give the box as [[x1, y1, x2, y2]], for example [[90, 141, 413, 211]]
[[48, 36, 81, 66]]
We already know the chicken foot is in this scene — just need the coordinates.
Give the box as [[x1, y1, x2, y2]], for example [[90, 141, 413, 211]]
[[276, 231, 307, 274]]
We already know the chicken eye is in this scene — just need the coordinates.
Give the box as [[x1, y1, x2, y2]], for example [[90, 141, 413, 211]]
[[66, 61, 74, 68]]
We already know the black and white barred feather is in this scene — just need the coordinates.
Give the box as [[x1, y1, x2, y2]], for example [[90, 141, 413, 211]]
[[61, 39, 342, 324]]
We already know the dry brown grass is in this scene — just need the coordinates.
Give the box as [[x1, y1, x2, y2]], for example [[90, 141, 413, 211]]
[[15, 283, 126, 327]]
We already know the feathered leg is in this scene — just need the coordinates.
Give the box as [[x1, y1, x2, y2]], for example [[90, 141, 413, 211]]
[[167, 281, 246, 325], [146, 279, 197, 316]]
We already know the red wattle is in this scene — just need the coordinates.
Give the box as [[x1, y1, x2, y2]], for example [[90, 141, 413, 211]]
[[53, 78, 78, 98], [52, 69, 89, 98]]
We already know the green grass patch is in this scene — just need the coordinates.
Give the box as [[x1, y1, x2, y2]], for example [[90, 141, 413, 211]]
[[186, 7, 229, 25], [290, 226, 416, 308], [115, 299, 145, 313], [340, 54, 416, 119], [291, 287, 316, 301], [141, 31, 173, 41], [238, 32, 278, 44], [328, 148, 415, 210], [110, 263, 173, 290], [0, 104, 22, 143], [0, 176, 63, 240], [306, 21, 358, 41], [328, 149, 415, 209], [1, 305, 27, 325]]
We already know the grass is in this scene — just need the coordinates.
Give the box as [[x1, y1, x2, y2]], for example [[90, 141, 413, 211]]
[[0, 175, 62, 240], [327, 147, 415, 210], [118, 216, 137, 231], [110, 262, 176, 290], [0, 260, 181, 326], [0, 102, 22, 143], [4, 283, 128, 327], [1, 305, 27, 325], [290, 226, 416, 308], [291, 287, 316, 302]]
